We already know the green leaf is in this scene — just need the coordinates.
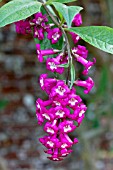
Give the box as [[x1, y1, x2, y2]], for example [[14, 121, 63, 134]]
[[58, 63, 69, 68], [0, 100, 8, 110], [66, 26, 113, 54], [0, 0, 42, 27], [47, 0, 77, 4], [52, 2, 83, 28], [70, 62, 75, 88]]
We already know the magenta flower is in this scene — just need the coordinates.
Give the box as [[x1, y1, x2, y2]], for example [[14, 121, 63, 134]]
[[70, 32, 80, 44], [47, 156, 63, 161], [53, 106, 70, 119], [46, 147, 72, 159], [59, 120, 76, 133], [44, 149, 53, 155], [76, 56, 96, 75], [44, 134, 77, 160], [82, 58, 96, 75], [39, 74, 57, 93], [46, 53, 68, 74], [39, 135, 60, 149], [47, 28, 62, 44], [31, 12, 50, 40], [77, 116, 85, 126], [73, 138, 79, 144], [44, 120, 58, 135], [15, 20, 31, 35], [36, 98, 45, 125], [68, 92, 82, 108], [75, 77, 94, 94], [72, 47, 96, 75], [36, 112, 44, 125], [44, 78, 58, 94], [46, 57, 59, 72], [59, 134, 78, 157], [39, 74, 57, 94], [56, 53, 68, 65], [42, 107, 55, 122], [45, 145, 63, 160], [39, 135, 48, 145], [47, 154, 63, 161], [69, 103, 87, 126], [72, 13, 82, 26], [47, 148, 72, 159], [34, 27, 44, 40], [60, 148, 73, 157], [36, 44, 59, 62], [39, 136, 55, 148], [39, 74, 47, 90], [36, 98, 51, 108], [46, 57, 64, 74], [32, 12, 48, 25], [72, 45, 88, 59], [46, 136, 59, 148], [41, 22, 50, 31], [52, 100, 62, 107], [52, 97, 68, 107], [40, 133, 79, 160], [36, 98, 53, 124], [50, 80, 70, 98], [60, 133, 73, 148]]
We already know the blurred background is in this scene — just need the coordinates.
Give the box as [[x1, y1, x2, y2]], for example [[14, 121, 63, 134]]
[[0, 0, 113, 170]]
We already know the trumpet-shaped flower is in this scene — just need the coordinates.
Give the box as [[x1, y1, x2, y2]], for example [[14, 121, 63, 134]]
[[47, 28, 62, 44], [75, 77, 94, 94], [36, 44, 59, 62], [59, 120, 76, 133]]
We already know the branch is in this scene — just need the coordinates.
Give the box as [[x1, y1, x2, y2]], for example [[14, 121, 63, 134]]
[[40, 0, 72, 84]]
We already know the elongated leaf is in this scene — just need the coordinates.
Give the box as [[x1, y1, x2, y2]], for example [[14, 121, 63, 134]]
[[58, 63, 69, 68], [0, 0, 42, 27], [66, 26, 113, 54], [47, 0, 77, 4], [70, 62, 75, 88], [54, 0, 77, 2], [52, 2, 83, 27]]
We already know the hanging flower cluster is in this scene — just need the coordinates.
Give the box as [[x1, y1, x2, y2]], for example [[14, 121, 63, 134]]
[[36, 74, 87, 161], [15, 11, 96, 161]]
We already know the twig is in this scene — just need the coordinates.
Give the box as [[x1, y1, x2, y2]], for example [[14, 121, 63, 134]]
[[40, 0, 72, 84]]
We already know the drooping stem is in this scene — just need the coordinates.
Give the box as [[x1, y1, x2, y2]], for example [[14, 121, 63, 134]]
[[40, 0, 72, 84], [40, 0, 60, 27], [41, 0, 71, 56]]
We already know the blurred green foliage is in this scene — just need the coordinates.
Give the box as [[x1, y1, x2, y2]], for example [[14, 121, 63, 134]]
[[0, 100, 8, 110]]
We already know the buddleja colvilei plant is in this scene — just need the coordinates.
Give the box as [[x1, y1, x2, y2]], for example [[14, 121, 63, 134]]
[[1, 0, 113, 161]]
